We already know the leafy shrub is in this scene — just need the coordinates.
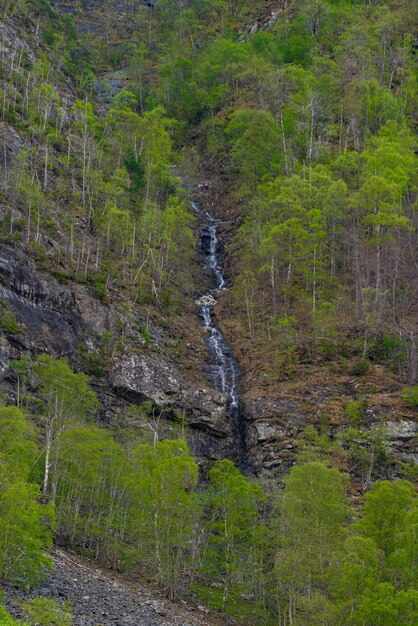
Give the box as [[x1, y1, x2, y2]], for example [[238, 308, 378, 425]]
[[0, 308, 19, 334], [0, 605, 25, 625], [321, 341, 337, 361], [350, 358, 370, 376], [29, 241, 48, 268], [139, 324, 152, 345], [371, 333, 406, 361], [0, 481, 54, 585], [41, 28, 56, 46], [77, 345, 105, 376], [50, 269, 72, 284], [345, 398, 368, 426], [92, 275, 109, 303], [402, 385, 418, 407], [21, 598, 73, 626]]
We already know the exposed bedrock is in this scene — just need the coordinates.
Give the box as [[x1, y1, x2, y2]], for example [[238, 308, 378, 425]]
[[0, 243, 84, 359], [109, 350, 235, 462]]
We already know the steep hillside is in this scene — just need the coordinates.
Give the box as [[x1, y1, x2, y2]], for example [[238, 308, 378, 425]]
[[2, 0, 415, 482], [52, 0, 418, 484], [5, 548, 224, 626], [0, 0, 244, 468], [0, 1, 417, 625]]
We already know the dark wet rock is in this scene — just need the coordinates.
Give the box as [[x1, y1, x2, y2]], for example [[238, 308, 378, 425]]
[[386, 420, 418, 465], [250, 421, 286, 443], [0, 122, 28, 168], [245, 397, 306, 423], [179, 387, 229, 437], [0, 243, 84, 355], [107, 349, 234, 464], [0, 333, 12, 375], [72, 284, 111, 335], [243, 389, 418, 479], [244, 396, 314, 476]]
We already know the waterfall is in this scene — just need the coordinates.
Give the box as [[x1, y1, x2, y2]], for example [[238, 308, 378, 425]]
[[192, 202, 246, 463]]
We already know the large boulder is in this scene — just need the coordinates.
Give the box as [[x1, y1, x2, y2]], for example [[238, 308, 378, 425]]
[[179, 387, 230, 437], [109, 352, 181, 405], [109, 350, 232, 439]]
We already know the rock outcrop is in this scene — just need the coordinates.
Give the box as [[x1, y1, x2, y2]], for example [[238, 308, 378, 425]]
[[109, 350, 234, 461], [0, 243, 84, 357], [0, 241, 235, 463], [110, 352, 182, 405]]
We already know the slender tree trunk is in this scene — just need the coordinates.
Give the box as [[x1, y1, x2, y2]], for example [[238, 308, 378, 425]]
[[271, 252, 276, 315], [280, 106, 289, 175], [307, 91, 315, 163], [375, 225, 382, 319], [43, 419, 53, 497], [43, 145, 48, 190], [312, 247, 317, 316]]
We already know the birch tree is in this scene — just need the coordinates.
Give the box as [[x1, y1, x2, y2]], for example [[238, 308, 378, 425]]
[[34, 355, 98, 498]]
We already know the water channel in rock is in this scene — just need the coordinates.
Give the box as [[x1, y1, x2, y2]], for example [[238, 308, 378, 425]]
[[192, 202, 247, 464]]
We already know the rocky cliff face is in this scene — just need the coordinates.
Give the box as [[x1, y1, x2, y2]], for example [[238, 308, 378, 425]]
[[0, 4, 237, 470], [244, 385, 418, 477], [0, 2, 416, 484], [0, 243, 83, 359], [196, 178, 418, 483], [0, 222, 235, 466]]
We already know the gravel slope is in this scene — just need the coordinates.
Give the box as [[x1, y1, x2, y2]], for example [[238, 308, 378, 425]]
[[5, 548, 226, 626]]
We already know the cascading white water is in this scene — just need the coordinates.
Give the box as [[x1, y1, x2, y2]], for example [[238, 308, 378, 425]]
[[193, 202, 245, 459]]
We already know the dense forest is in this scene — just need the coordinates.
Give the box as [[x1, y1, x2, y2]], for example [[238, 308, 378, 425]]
[[0, 0, 417, 624]]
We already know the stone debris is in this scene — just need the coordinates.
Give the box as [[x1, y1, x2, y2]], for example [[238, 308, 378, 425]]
[[195, 294, 217, 308], [4, 548, 222, 626]]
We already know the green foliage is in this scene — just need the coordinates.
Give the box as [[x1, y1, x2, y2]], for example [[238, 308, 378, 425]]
[[328, 479, 417, 625], [196, 459, 266, 619], [355, 583, 418, 626], [21, 598, 73, 626], [282, 461, 347, 556], [226, 109, 280, 192], [0, 405, 38, 481], [345, 399, 368, 426], [34, 355, 98, 422], [127, 439, 199, 597], [402, 385, 418, 408], [34, 355, 98, 497], [371, 333, 407, 362], [77, 344, 107, 376], [119, 0, 417, 372], [54, 426, 129, 563], [124, 150, 145, 194], [0, 390, 415, 624], [350, 358, 371, 376], [92, 275, 108, 303], [0, 605, 26, 625], [0, 304, 19, 335], [139, 323, 152, 345], [355, 480, 417, 565], [1, 1, 417, 621], [1, 0, 28, 18], [273, 462, 349, 623], [0, 405, 53, 586], [0, 480, 53, 586]]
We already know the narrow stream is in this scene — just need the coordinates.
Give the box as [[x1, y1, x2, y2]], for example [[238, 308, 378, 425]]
[[192, 202, 246, 464]]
